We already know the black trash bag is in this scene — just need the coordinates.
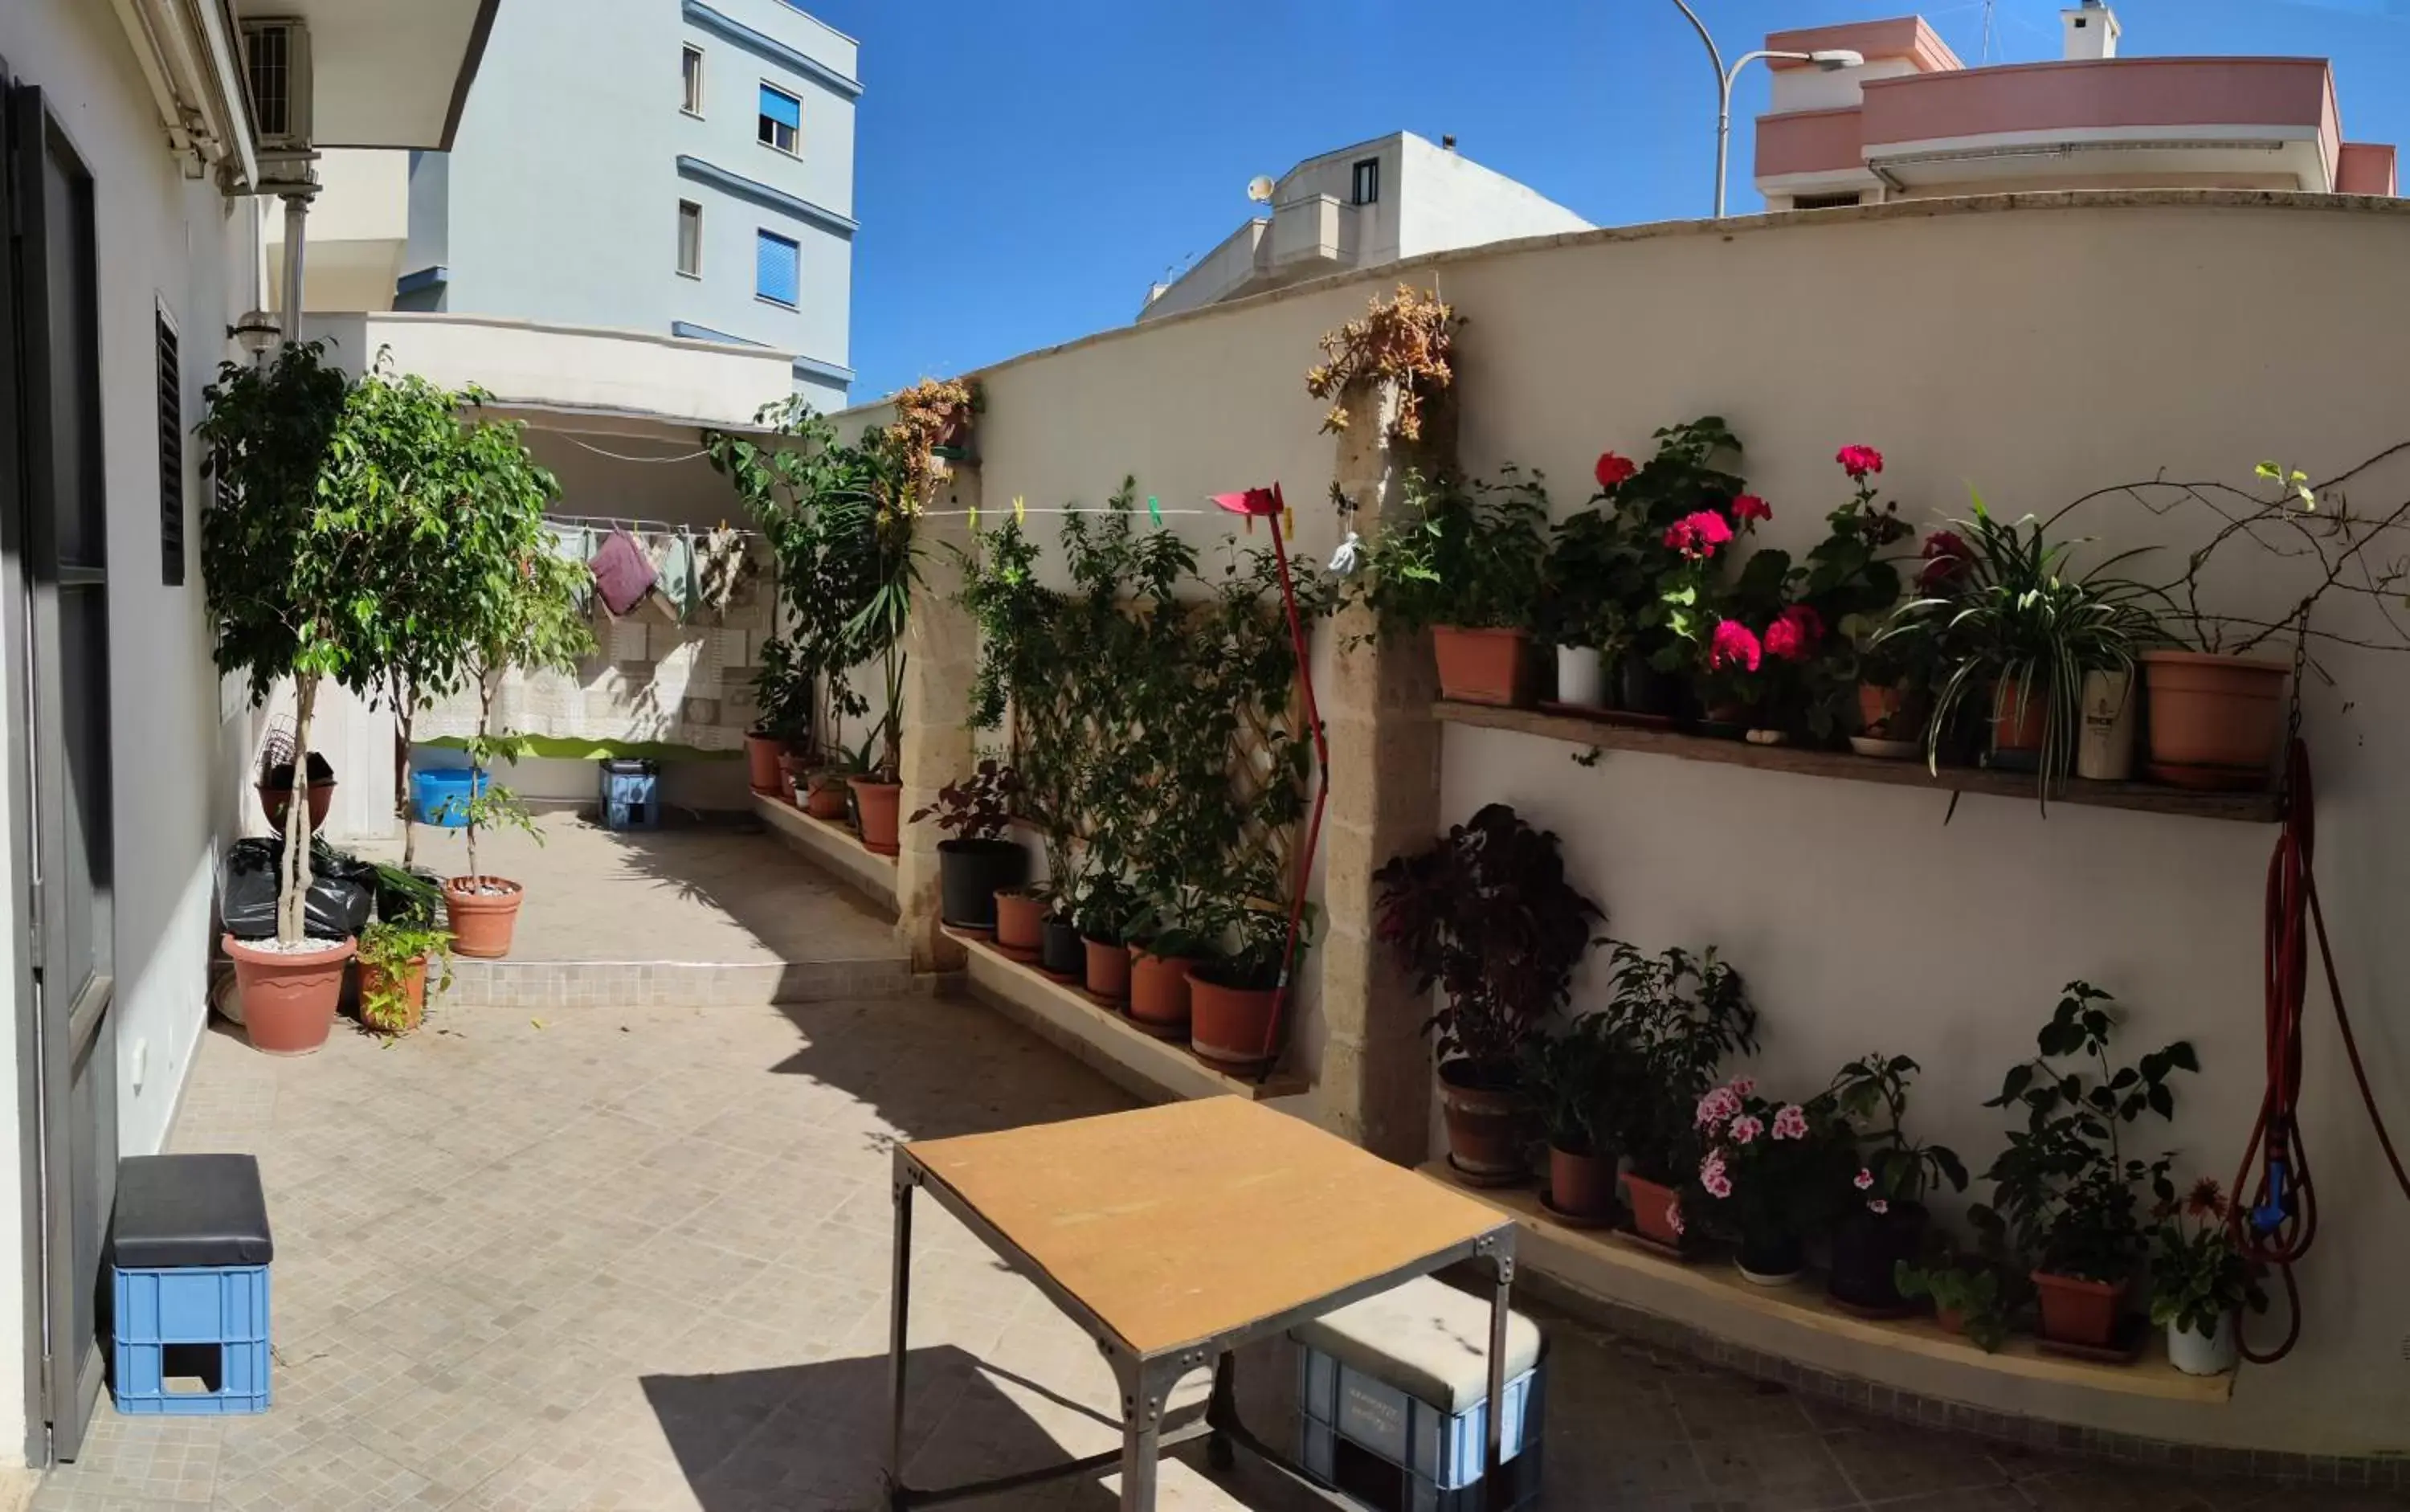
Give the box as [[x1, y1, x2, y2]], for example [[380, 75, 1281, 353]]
[[220, 839, 376, 942]]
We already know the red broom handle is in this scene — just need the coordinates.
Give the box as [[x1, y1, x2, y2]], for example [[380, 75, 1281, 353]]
[[1257, 510, 1329, 1077]]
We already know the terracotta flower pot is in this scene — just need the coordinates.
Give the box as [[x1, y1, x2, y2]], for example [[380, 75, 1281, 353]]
[[1187, 966, 1278, 1069], [993, 889, 1045, 959], [1547, 1146, 1619, 1220], [1991, 677, 2050, 756], [225, 934, 355, 1056], [257, 779, 337, 833], [1436, 1059, 1525, 1182], [1857, 680, 1913, 738], [1082, 937, 1131, 1003], [358, 958, 429, 1036], [803, 774, 849, 820], [443, 877, 525, 959], [1432, 626, 1529, 707], [745, 733, 786, 795], [1622, 1171, 1685, 1248], [2139, 651, 2287, 779], [850, 778, 903, 856], [1934, 1306, 1968, 1337], [2032, 1269, 2125, 1348], [1126, 950, 1197, 1036]]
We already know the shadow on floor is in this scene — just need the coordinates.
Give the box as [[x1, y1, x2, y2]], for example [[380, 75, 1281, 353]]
[[595, 819, 901, 953], [643, 1346, 1132, 1511]]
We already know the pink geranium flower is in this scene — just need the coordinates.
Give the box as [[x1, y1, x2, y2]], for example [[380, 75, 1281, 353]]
[[1731, 1077, 1755, 1098], [1664, 509, 1734, 561], [1729, 493, 1772, 525], [1666, 1199, 1686, 1236], [1708, 619, 1761, 672], [1770, 1105, 1809, 1142], [1763, 604, 1824, 664], [1837, 444, 1885, 480], [1867, 1198, 1890, 1215], [1696, 1085, 1741, 1131], [1595, 452, 1636, 491], [1729, 1114, 1764, 1146], [1853, 1167, 1876, 1191], [1700, 1150, 1734, 1200]]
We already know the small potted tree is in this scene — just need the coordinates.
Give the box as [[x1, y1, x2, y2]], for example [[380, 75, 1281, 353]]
[[908, 758, 1026, 933], [1375, 804, 1603, 1184], [747, 636, 815, 799], [1519, 1013, 1628, 1222], [1074, 872, 1142, 1004], [1826, 1054, 1967, 1314], [1185, 897, 1313, 1072], [2148, 1178, 2267, 1376], [1973, 983, 2197, 1350], [355, 915, 455, 1036], [1356, 469, 1550, 706], [1599, 941, 1758, 1249]]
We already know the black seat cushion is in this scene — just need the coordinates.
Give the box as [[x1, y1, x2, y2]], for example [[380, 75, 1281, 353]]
[[112, 1154, 272, 1269]]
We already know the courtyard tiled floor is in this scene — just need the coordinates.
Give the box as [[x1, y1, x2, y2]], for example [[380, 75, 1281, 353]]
[[35, 992, 2409, 1510]]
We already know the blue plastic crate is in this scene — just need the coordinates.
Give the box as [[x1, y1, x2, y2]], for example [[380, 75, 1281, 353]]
[[110, 1263, 271, 1416], [598, 758, 660, 831], [1297, 1342, 1545, 1511]]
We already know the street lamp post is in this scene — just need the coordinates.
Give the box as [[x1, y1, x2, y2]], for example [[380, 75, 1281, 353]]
[[1669, 0, 1863, 217]]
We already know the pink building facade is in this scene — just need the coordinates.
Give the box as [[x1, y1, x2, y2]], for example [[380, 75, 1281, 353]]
[[1754, 2, 2396, 210]]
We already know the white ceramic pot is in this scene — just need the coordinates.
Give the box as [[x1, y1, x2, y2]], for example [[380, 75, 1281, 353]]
[[2166, 1314, 2237, 1376], [2077, 668, 2138, 781], [1555, 644, 1607, 709]]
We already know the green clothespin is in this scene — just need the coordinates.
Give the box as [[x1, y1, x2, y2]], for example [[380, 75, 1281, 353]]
[[1146, 494, 1162, 526]]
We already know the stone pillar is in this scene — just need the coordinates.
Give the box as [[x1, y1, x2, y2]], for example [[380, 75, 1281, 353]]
[[1315, 382, 1453, 1165], [894, 461, 981, 973]]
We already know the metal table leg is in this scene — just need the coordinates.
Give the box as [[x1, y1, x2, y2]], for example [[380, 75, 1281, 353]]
[[1205, 1350, 1237, 1471], [1485, 1243, 1516, 1507], [884, 1170, 915, 1512], [1117, 1359, 1164, 1511]]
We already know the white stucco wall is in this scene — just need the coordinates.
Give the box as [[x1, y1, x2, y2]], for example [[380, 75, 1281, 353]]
[[1395, 133, 1591, 257]]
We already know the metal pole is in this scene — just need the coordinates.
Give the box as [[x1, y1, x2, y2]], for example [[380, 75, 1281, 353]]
[[278, 190, 308, 344], [1668, 0, 1729, 217], [884, 1171, 915, 1510]]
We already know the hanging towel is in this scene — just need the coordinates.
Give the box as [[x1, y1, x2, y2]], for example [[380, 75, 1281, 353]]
[[543, 524, 594, 611], [590, 529, 656, 617], [694, 525, 758, 615]]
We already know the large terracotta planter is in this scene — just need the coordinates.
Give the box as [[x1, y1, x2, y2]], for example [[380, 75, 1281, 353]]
[[1187, 966, 1278, 1069], [1432, 627, 1528, 707], [993, 889, 1044, 960], [2139, 651, 2287, 781], [2032, 1270, 2125, 1348], [803, 774, 849, 820], [850, 778, 903, 856], [1622, 1172, 1685, 1248], [358, 958, 429, 1036], [1127, 950, 1197, 1036], [443, 877, 525, 958], [1547, 1146, 1618, 1220], [225, 934, 355, 1056], [257, 779, 337, 833], [1082, 937, 1130, 1003], [745, 733, 786, 795], [1436, 1059, 1525, 1183]]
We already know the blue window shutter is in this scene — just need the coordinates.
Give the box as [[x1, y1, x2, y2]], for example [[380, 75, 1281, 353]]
[[755, 231, 800, 305], [759, 85, 801, 131]]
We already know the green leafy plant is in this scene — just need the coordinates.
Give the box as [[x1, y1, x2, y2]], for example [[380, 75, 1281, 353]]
[[749, 635, 816, 748], [1972, 983, 2197, 1284], [2148, 1178, 2268, 1341], [1830, 1052, 1967, 1210], [452, 548, 591, 881], [1895, 1258, 2010, 1351], [1192, 898, 1318, 994], [1598, 941, 1758, 1184], [909, 758, 1019, 843], [1072, 871, 1143, 946], [1519, 1013, 1629, 1159], [1354, 468, 1549, 635], [355, 917, 455, 1035]]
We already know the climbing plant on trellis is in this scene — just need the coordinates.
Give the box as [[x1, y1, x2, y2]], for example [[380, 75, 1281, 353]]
[[952, 478, 1331, 950]]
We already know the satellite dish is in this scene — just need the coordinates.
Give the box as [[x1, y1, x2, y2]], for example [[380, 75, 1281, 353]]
[[1245, 174, 1276, 204]]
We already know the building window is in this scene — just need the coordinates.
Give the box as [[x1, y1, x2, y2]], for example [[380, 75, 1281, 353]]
[[682, 46, 705, 116], [676, 200, 703, 278], [758, 84, 801, 156], [755, 230, 800, 307], [1791, 191, 1863, 210], [155, 303, 185, 587], [1351, 157, 1379, 206]]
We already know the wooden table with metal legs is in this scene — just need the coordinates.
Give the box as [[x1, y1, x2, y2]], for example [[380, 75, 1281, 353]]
[[882, 1097, 1518, 1511]]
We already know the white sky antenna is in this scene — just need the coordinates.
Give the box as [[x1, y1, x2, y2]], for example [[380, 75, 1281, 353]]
[[1245, 174, 1276, 206]]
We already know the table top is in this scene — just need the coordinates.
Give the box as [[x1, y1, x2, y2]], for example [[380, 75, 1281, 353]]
[[903, 1097, 1509, 1358]]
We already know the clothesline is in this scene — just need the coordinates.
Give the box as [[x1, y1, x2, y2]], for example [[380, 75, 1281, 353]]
[[548, 512, 764, 540]]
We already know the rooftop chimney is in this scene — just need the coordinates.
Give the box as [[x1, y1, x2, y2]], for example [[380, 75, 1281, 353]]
[[2061, 1, 2120, 61], [1441, 133, 1457, 152]]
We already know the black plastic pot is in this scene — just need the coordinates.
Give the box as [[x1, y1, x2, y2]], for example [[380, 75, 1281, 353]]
[[1827, 1202, 1929, 1314], [1737, 1227, 1806, 1282], [937, 838, 1027, 931], [1619, 652, 1682, 717], [1040, 915, 1084, 979]]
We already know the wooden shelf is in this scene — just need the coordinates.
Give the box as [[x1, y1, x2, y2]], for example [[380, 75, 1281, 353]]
[[1423, 1165, 2232, 1411], [1436, 701, 2281, 823], [947, 928, 1309, 1105], [754, 792, 900, 912]]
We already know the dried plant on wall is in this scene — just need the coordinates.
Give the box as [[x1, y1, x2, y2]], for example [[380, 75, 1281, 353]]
[[1306, 283, 1460, 444]]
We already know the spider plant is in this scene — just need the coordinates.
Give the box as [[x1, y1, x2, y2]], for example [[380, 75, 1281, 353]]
[[1878, 491, 2165, 803]]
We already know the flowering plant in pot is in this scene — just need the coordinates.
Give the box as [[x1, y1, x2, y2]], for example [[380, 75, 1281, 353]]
[[1694, 1079, 1855, 1284], [1597, 941, 1757, 1247], [1538, 453, 1644, 710], [1652, 484, 1776, 734], [1971, 983, 2196, 1350], [1825, 1053, 1967, 1314], [1376, 804, 1602, 1184], [910, 758, 1027, 934], [1517, 1013, 1632, 1222], [1353, 468, 1549, 705], [2147, 1178, 2266, 1376]]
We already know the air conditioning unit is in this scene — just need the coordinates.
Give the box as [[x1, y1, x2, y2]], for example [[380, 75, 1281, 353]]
[[239, 18, 313, 155]]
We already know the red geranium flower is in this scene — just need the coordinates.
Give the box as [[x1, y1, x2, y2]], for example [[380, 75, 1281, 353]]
[[1729, 494, 1772, 525], [1917, 529, 1971, 590], [1595, 451, 1636, 491], [1763, 604, 1824, 662], [1709, 619, 1762, 672], [1664, 509, 1734, 560], [1837, 444, 1885, 480]]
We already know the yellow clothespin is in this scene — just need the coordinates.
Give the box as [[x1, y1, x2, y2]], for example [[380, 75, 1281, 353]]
[[968, 497, 979, 530], [1283, 502, 1296, 535], [1013, 495, 1026, 525]]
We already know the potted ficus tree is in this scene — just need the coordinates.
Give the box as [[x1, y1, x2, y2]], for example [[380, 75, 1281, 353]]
[[1356, 468, 1550, 706], [1518, 1012, 1628, 1222], [2148, 1177, 2267, 1375], [747, 636, 815, 799], [1599, 940, 1758, 1249], [1376, 804, 1603, 1184], [1973, 983, 2197, 1351], [909, 758, 1026, 933], [1826, 1053, 1967, 1314]]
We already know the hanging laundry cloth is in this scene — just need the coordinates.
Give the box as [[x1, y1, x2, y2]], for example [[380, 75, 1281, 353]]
[[693, 524, 758, 615], [643, 530, 697, 621], [543, 523, 595, 610], [590, 529, 657, 617]]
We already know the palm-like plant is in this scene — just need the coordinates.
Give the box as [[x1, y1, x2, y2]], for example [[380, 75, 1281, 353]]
[[1879, 492, 2164, 799]]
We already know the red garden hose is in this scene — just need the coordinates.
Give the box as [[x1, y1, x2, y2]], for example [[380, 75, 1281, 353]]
[[2228, 738, 2410, 1363]]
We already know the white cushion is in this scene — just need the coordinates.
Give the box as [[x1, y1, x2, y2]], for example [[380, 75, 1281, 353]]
[[1289, 1275, 1543, 1414]]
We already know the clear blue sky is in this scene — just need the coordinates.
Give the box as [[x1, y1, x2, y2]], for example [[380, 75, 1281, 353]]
[[801, 0, 2410, 402]]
